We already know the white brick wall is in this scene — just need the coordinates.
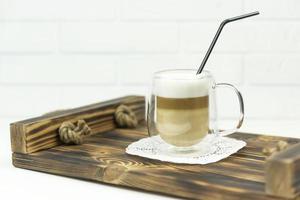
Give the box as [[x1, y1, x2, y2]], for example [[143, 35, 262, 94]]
[[60, 22, 178, 53], [245, 0, 300, 19], [0, 0, 116, 20], [0, 22, 56, 53], [0, 55, 117, 84], [0, 0, 300, 136], [120, 0, 243, 20]]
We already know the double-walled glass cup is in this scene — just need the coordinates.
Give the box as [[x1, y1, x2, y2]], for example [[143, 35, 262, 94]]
[[147, 69, 244, 152]]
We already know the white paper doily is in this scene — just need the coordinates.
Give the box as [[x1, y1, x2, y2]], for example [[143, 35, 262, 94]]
[[126, 134, 246, 164]]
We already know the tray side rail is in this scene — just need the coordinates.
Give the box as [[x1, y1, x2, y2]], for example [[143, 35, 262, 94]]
[[10, 95, 145, 154], [266, 142, 300, 199]]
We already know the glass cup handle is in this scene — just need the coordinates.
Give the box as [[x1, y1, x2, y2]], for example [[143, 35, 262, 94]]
[[146, 100, 152, 137], [215, 83, 245, 136]]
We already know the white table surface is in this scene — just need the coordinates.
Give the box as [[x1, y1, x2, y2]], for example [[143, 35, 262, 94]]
[[1, 117, 300, 200]]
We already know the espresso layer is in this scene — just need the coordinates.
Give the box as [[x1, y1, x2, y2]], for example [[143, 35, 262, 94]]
[[157, 96, 208, 110]]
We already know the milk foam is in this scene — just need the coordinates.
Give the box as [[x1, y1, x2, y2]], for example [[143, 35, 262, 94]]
[[153, 70, 212, 98]]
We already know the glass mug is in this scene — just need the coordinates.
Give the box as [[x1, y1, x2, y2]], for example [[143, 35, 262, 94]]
[[147, 69, 244, 152]]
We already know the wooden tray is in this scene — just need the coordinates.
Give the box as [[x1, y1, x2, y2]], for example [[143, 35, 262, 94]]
[[10, 96, 300, 200]]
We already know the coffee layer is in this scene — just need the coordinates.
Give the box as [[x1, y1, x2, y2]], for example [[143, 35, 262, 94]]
[[156, 96, 209, 147]]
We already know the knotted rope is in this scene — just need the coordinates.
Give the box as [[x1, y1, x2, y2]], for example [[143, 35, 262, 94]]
[[58, 104, 138, 144], [59, 120, 91, 145], [114, 104, 138, 128]]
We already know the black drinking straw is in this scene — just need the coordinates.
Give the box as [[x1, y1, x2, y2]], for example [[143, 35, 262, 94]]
[[196, 11, 260, 75]]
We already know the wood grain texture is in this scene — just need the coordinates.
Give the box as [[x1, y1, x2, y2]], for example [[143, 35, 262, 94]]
[[10, 96, 145, 154], [12, 126, 300, 200], [266, 142, 300, 198]]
